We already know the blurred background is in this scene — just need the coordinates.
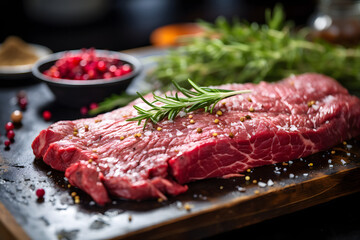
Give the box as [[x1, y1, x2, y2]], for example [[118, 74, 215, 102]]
[[0, 0, 317, 52]]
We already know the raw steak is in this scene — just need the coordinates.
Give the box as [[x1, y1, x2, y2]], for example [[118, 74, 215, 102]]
[[32, 73, 360, 205]]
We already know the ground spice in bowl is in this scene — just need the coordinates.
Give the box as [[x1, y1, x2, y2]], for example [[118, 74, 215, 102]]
[[0, 36, 39, 66]]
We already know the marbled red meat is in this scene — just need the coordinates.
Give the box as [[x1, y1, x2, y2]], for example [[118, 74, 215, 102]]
[[32, 73, 360, 205]]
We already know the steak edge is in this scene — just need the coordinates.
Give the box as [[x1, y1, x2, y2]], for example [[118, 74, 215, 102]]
[[32, 73, 360, 204]]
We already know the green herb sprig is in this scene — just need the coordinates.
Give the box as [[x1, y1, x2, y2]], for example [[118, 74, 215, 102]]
[[150, 5, 360, 90], [89, 93, 139, 115], [127, 79, 251, 129], [91, 5, 360, 115]]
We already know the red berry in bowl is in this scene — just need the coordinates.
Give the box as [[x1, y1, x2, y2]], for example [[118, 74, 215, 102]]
[[42, 49, 133, 81], [97, 60, 107, 72]]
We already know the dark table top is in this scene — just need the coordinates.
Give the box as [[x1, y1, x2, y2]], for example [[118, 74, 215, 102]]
[[0, 47, 359, 240]]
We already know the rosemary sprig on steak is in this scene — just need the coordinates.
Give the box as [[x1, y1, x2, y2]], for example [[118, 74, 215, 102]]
[[127, 79, 251, 129]]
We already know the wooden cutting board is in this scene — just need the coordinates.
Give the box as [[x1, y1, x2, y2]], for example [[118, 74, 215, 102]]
[[0, 47, 359, 240]]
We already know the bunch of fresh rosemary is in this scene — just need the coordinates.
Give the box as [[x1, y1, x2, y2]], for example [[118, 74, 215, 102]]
[[151, 5, 360, 89], [90, 5, 360, 115]]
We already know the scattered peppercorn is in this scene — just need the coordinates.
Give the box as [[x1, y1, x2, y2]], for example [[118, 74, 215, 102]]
[[36, 188, 45, 198], [120, 136, 125, 140], [7, 130, 15, 140], [189, 119, 195, 124], [228, 132, 234, 138], [17, 91, 28, 110], [196, 128, 202, 133], [183, 203, 193, 211], [307, 100, 316, 107], [214, 119, 219, 124], [247, 97, 252, 102], [157, 127, 162, 131], [4, 140, 11, 148], [18, 97, 28, 110], [16, 90, 27, 101], [212, 132, 218, 137], [240, 117, 245, 122], [245, 115, 251, 119], [71, 192, 77, 197], [249, 107, 254, 112], [89, 102, 98, 110], [246, 169, 251, 173], [11, 110, 23, 124], [5, 122, 14, 131], [42, 110, 52, 121], [216, 110, 223, 116], [245, 176, 250, 181], [188, 115, 193, 119], [80, 106, 88, 115], [331, 150, 335, 154], [308, 163, 314, 167], [84, 125, 89, 131]]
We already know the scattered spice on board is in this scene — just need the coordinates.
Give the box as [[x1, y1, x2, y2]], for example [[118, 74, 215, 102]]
[[184, 203, 193, 211]]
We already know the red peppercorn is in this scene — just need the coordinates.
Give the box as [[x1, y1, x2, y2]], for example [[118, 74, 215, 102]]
[[4, 140, 11, 147], [109, 65, 117, 73], [89, 102, 98, 110], [97, 60, 107, 72], [42, 49, 133, 81], [103, 72, 112, 79], [121, 64, 132, 75], [36, 188, 45, 198], [17, 90, 27, 101], [43, 110, 52, 121], [80, 106, 88, 115], [19, 97, 28, 110], [7, 130, 15, 140], [5, 122, 14, 131]]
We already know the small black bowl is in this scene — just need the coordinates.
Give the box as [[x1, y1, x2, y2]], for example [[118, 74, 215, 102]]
[[32, 49, 142, 107]]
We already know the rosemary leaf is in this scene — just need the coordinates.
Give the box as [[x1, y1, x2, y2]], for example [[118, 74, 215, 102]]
[[127, 79, 251, 129]]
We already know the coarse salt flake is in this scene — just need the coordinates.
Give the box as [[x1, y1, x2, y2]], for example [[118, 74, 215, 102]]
[[176, 130, 183, 136], [267, 179, 274, 186]]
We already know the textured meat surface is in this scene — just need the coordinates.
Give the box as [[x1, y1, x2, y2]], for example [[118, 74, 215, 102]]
[[31, 73, 360, 204]]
